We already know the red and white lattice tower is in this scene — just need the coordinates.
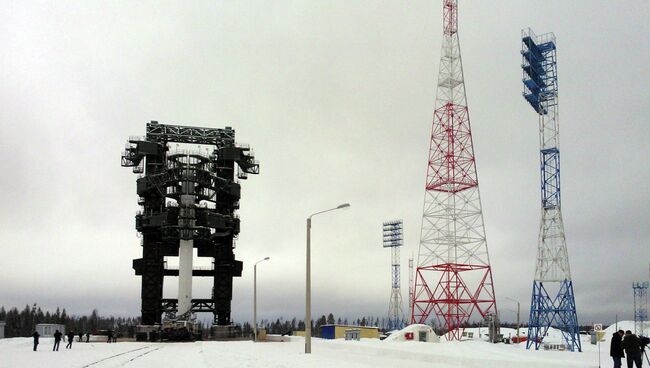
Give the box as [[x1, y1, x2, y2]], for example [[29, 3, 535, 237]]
[[411, 0, 497, 340]]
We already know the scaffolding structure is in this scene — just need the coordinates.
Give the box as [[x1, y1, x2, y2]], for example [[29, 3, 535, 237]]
[[121, 121, 259, 329], [633, 282, 649, 337], [383, 220, 404, 330], [411, 0, 497, 341], [520, 28, 581, 352]]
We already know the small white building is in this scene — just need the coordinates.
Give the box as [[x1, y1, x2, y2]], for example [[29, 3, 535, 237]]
[[0, 321, 5, 338], [36, 323, 65, 337], [384, 324, 440, 343]]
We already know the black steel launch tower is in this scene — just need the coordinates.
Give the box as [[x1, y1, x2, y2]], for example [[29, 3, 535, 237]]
[[121, 121, 259, 327]]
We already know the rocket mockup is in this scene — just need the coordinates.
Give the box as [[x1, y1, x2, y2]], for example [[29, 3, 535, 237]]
[[177, 163, 196, 318]]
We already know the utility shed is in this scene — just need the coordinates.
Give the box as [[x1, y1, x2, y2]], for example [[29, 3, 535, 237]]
[[36, 324, 65, 337], [0, 321, 5, 338], [321, 325, 379, 340]]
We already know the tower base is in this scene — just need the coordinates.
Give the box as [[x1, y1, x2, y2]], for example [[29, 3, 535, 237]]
[[412, 263, 497, 340], [526, 280, 581, 352]]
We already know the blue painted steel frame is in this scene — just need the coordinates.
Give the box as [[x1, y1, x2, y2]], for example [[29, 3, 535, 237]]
[[540, 148, 560, 208], [526, 280, 581, 351], [521, 33, 557, 115]]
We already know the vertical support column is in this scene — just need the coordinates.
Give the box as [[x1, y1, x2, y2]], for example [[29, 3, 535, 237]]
[[141, 235, 164, 325], [213, 240, 235, 325], [140, 148, 166, 325]]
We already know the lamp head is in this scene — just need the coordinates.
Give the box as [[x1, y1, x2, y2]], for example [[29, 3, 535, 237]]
[[264, 257, 270, 261], [337, 203, 350, 209]]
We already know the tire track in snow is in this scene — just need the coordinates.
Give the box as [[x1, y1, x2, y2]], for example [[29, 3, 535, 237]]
[[120, 346, 162, 366], [80, 346, 156, 367]]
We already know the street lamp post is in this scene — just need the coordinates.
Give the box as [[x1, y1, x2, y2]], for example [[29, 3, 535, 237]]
[[305, 203, 350, 354], [253, 257, 270, 342], [505, 297, 520, 341]]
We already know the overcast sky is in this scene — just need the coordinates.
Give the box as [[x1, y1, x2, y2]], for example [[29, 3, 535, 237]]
[[1, 1, 649, 326]]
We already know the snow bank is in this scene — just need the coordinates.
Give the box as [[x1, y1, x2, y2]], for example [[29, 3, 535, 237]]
[[384, 324, 439, 342], [0, 333, 612, 367]]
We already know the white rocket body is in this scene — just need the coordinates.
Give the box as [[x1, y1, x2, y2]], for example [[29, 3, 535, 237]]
[[177, 192, 194, 318]]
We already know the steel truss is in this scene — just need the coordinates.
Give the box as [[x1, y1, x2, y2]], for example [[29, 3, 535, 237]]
[[633, 282, 649, 337], [521, 28, 581, 352], [411, 0, 497, 340], [383, 220, 405, 330]]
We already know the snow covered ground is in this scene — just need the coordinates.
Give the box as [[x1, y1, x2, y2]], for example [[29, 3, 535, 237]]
[[0, 329, 622, 368]]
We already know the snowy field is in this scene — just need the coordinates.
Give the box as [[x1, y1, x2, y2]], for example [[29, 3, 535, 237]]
[[0, 330, 619, 368]]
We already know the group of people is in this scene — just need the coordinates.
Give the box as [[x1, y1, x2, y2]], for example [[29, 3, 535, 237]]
[[31, 329, 117, 351], [610, 329, 648, 368]]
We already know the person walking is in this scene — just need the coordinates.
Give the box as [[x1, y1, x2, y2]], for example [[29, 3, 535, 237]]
[[32, 331, 40, 351], [53, 330, 62, 351], [622, 330, 643, 368], [85, 332, 90, 343], [611, 329, 625, 368], [78, 332, 83, 342], [107, 330, 113, 343], [66, 331, 75, 349]]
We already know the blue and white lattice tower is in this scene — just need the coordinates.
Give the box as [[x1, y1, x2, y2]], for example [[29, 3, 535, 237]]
[[633, 282, 649, 337], [520, 28, 581, 352], [383, 220, 404, 331]]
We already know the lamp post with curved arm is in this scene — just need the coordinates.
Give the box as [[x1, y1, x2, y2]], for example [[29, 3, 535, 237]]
[[253, 257, 270, 342], [305, 203, 350, 354], [505, 297, 521, 342]]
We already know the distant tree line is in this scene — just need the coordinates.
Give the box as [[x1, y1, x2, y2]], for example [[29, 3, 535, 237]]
[[0, 304, 598, 339], [0, 305, 140, 338]]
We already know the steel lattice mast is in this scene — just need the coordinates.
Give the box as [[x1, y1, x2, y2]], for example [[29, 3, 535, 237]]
[[520, 28, 581, 352], [633, 282, 649, 337], [383, 220, 405, 330], [411, 0, 497, 340]]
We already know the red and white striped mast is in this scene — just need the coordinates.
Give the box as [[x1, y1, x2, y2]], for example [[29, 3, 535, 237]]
[[411, 0, 497, 340]]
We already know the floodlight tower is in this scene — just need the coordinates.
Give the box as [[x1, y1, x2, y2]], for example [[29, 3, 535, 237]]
[[383, 220, 404, 330], [520, 28, 581, 352], [633, 282, 649, 336], [411, 0, 497, 341]]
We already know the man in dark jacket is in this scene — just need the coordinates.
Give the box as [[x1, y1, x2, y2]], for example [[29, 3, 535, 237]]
[[53, 330, 62, 351], [621, 330, 642, 368], [32, 331, 40, 351], [66, 331, 75, 349], [611, 330, 625, 368]]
